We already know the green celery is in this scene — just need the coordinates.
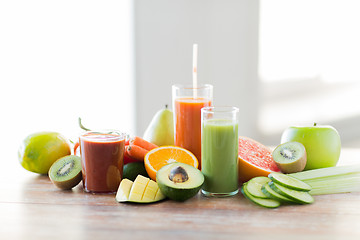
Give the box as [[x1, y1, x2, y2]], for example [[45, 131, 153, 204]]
[[289, 165, 360, 180], [288, 165, 360, 195]]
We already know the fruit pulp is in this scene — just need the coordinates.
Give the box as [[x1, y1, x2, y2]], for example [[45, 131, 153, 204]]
[[238, 136, 280, 183], [80, 132, 125, 193], [174, 97, 211, 168], [201, 119, 239, 196]]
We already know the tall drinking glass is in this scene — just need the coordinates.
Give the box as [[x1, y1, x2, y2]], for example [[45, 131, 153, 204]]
[[172, 84, 213, 168], [201, 106, 239, 197]]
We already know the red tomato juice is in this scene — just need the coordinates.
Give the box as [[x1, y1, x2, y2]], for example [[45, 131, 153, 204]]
[[80, 133, 125, 193], [174, 97, 212, 168]]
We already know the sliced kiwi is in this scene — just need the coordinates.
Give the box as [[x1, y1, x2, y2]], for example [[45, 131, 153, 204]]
[[49, 155, 82, 190], [272, 141, 307, 173]]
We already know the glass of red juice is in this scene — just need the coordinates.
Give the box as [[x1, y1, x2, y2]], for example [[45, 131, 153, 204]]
[[172, 84, 213, 168], [79, 130, 127, 193]]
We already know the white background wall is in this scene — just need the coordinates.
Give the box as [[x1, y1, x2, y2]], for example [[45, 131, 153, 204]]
[[134, 0, 260, 139], [0, 1, 134, 165], [134, 0, 360, 147], [1, 0, 359, 169]]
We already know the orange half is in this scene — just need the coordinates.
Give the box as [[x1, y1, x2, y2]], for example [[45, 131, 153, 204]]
[[144, 146, 199, 181]]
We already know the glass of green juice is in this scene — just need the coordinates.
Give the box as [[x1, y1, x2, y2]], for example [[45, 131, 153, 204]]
[[201, 106, 239, 197]]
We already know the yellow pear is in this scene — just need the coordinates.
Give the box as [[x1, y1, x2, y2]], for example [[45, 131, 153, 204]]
[[143, 105, 174, 146]]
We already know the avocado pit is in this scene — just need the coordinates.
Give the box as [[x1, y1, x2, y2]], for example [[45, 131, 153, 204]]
[[169, 166, 189, 183]]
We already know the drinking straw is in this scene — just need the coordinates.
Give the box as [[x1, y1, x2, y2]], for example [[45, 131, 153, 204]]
[[192, 43, 198, 98]]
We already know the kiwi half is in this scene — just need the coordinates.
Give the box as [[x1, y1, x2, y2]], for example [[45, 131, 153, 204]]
[[49, 155, 82, 190], [272, 142, 307, 173]]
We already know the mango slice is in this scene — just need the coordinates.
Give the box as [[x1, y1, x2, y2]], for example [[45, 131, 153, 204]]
[[116, 179, 133, 202], [129, 175, 150, 202], [115, 175, 166, 203]]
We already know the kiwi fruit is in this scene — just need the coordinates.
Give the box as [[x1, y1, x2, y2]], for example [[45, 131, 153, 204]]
[[48, 155, 82, 190], [272, 142, 307, 173]]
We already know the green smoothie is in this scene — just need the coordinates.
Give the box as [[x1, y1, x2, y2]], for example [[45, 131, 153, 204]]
[[201, 119, 239, 195]]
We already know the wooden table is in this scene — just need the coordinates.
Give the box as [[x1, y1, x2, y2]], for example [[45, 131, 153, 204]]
[[1, 149, 360, 240]]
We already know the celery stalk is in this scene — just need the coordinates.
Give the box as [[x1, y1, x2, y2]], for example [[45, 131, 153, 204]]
[[289, 165, 360, 180], [288, 165, 360, 195], [306, 175, 360, 195]]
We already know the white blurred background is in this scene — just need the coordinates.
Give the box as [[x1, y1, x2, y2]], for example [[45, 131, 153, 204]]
[[1, 0, 360, 167]]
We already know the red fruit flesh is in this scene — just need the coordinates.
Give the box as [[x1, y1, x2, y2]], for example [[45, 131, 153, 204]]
[[238, 136, 280, 183], [239, 137, 280, 172]]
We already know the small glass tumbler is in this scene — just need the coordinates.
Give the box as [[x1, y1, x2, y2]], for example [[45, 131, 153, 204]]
[[80, 130, 127, 193], [201, 106, 239, 197]]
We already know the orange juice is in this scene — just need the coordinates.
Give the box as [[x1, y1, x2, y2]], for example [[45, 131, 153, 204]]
[[174, 97, 211, 167]]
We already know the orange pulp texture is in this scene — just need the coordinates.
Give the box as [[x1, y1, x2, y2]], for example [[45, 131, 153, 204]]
[[144, 146, 199, 181]]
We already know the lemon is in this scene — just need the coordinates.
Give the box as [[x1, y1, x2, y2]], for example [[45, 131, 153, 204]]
[[18, 132, 71, 174]]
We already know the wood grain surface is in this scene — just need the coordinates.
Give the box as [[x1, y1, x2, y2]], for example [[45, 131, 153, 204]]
[[1, 149, 360, 240]]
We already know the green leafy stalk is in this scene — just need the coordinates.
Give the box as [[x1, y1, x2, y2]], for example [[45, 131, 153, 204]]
[[78, 117, 91, 131], [289, 165, 360, 195]]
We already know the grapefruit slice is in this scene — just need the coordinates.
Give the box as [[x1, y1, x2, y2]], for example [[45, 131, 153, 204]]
[[238, 136, 280, 183]]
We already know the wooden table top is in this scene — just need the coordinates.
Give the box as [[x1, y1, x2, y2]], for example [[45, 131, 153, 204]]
[[1, 148, 360, 240]]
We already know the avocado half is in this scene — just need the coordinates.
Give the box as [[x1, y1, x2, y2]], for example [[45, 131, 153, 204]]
[[156, 162, 204, 202]]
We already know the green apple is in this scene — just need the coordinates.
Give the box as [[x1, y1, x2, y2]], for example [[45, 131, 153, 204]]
[[280, 123, 341, 170], [143, 105, 174, 146]]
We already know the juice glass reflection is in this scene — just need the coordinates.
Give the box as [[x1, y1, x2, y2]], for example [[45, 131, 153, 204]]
[[80, 130, 127, 193], [172, 84, 213, 168]]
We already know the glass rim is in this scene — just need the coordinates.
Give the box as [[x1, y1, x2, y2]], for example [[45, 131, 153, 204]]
[[201, 106, 239, 113], [80, 130, 128, 142], [172, 83, 213, 90]]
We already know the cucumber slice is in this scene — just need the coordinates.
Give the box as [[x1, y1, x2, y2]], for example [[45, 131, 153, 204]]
[[241, 185, 281, 209], [245, 177, 271, 199], [261, 183, 295, 203], [269, 172, 311, 192], [269, 182, 314, 204]]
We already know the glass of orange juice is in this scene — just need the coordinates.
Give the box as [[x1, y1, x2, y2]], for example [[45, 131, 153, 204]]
[[172, 84, 213, 168]]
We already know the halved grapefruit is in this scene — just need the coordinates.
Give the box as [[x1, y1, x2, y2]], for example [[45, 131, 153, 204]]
[[238, 136, 280, 183]]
